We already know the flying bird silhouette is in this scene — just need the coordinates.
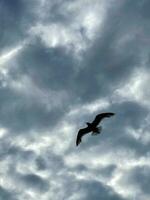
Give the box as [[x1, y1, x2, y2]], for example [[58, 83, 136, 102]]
[[76, 112, 115, 146]]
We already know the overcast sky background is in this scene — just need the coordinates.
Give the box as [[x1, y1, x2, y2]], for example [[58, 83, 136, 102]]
[[0, 0, 150, 199]]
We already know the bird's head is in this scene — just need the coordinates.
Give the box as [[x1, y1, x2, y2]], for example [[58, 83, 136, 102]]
[[86, 122, 91, 126]]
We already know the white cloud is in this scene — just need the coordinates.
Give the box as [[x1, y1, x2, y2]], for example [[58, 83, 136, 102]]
[[0, 44, 24, 75], [29, 0, 107, 56], [68, 98, 110, 117], [112, 67, 150, 107]]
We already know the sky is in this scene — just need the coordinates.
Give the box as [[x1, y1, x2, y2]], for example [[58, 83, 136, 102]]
[[0, 0, 150, 199]]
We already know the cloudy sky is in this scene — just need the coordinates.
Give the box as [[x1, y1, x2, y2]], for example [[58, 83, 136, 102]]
[[0, 0, 150, 199]]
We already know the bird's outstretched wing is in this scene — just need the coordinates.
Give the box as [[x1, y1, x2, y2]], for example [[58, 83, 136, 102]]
[[76, 127, 91, 146], [91, 112, 115, 127]]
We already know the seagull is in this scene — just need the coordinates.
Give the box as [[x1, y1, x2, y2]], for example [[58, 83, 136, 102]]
[[76, 112, 115, 146]]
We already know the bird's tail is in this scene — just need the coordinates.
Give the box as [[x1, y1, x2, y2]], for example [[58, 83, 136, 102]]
[[92, 126, 102, 135]]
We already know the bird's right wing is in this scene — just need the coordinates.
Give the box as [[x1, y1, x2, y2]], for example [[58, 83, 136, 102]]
[[76, 127, 91, 146], [92, 112, 115, 127]]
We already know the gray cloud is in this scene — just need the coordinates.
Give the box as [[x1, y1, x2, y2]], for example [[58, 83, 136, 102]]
[[19, 173, 49, 192], [0, 79, 66, 133], [0, 186, 17, 200], [0, 0, 150, 199], [76, 179, 126, 200], [125, 166, 150, 195], [0, 0, 37, 51], [16, 41, 76, 91]]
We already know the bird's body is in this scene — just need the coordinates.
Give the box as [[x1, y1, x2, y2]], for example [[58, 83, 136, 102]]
[[76, 112, 115, 146]]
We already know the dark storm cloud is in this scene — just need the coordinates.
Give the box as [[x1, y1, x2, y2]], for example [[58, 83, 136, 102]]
[[123, 166, 150, 195], [0, 186, 17, 200], [35, 152, 65, 172], [111, 101, 149, 129], [35, 156, 48, 171], [16, 41, 76, 91], [19, 173, 49, 192], [74, 179, 126, 200], [0, 82, 65, 133], [0, 0, 36, 51]]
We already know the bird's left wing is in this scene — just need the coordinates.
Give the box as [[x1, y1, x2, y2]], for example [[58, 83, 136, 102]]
[[91, 112, 115, 127], [76, 127, 91, 146]]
